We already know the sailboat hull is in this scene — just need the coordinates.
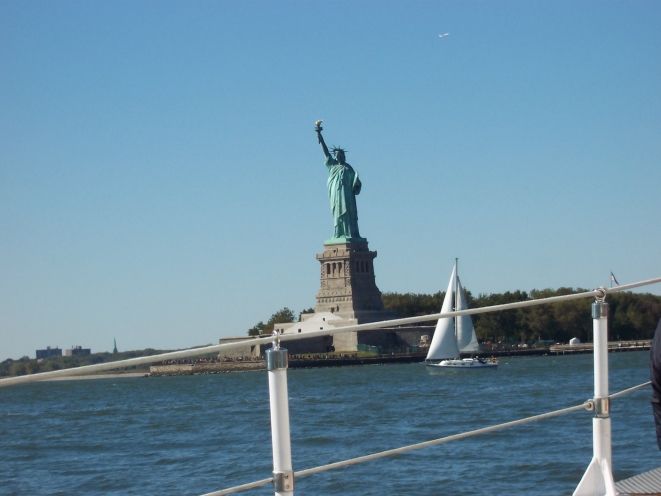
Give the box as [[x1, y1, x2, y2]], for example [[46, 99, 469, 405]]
[[426, 358, 497, 369]]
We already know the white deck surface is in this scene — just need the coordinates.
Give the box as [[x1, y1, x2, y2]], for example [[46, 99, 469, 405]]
[[616, 467, 661, 495]]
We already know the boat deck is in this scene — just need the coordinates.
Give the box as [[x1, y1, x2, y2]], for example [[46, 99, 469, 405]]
[[616, 467, 661, 495]]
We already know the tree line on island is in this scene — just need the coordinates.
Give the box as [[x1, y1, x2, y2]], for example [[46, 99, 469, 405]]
[[248, 288, 661, 344]]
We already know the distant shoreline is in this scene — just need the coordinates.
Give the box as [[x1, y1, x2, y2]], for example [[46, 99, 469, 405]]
[[6, 341, 650, 381], [148, 341, 651, 375]]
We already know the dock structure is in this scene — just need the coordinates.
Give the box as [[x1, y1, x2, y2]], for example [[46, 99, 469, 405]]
[[549, 340, 651, 355], [616, 467, 661, 495]]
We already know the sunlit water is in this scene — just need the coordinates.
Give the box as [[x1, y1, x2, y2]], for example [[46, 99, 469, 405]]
[[1, 351, 658, 495]]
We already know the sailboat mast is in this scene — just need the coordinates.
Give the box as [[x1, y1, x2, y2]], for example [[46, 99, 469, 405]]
[[454, 257, 459, 330]]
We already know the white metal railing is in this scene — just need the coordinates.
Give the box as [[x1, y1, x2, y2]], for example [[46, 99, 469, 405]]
[[201, 382, 651, 496], [2, 276, 660, 496]]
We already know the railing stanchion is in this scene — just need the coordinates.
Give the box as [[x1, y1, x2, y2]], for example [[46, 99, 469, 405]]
[[266, 333, 294, 496], [573, 290, 616, 496]]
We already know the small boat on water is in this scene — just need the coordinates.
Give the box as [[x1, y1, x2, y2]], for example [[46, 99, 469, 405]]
[[431, 356, 498, 368], [425, 259, 497, 369]]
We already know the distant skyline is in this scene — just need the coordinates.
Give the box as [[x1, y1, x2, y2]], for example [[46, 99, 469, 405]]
[[2, 1, 660, 360]]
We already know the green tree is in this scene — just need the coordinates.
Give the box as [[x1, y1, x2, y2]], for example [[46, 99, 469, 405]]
[[472, 291, 528, 343], [266, 307, 296, 331], [9, 360, 28, 376], [248, 321, 266, 337], [382, 291, 443, 319], [247, 307, 298, 336], [381, 288, 660, 344], [299, 308, 315, 320]]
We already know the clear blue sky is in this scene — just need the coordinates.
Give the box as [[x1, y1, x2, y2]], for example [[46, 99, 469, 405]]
[[1, 1, 660, 360]]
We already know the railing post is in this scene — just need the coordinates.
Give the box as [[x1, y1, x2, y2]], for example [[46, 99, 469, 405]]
[[573, 290, 616, 496], [266, 333, 294, 496]]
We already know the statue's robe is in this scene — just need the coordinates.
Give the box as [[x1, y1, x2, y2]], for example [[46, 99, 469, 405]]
[[325, 156, 361, 240]]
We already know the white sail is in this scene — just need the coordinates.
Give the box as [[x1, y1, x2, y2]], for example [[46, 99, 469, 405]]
[[426, 261, 496, 369], [425, 264, 460, 361], [456, 276, 479, 353]]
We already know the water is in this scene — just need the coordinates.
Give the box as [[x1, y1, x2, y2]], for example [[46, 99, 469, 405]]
[[1, 351, 658, 495]]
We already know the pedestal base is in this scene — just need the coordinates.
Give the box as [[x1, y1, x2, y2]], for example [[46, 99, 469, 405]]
[[315, 240, 385, 322]]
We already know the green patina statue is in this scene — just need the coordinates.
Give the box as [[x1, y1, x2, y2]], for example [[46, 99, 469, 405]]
[[315, 120, 365, 243]]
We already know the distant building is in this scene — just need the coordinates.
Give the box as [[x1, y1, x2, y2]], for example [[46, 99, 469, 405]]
[[36, 346, 62, 359], [217, 337, 260, 360], [64, 345, 91, 356], [272, 312, 432, 355]]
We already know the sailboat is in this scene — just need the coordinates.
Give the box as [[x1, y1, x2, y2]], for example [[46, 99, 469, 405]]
[[425, 260, 497, 369]]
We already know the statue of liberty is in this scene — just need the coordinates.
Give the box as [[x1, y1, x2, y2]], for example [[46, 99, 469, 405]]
[[315, 120, 364, 243]]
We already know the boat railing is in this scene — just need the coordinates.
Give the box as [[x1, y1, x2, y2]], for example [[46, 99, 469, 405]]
[[202, 381, 651, 496], [1, 276, 660, 496]]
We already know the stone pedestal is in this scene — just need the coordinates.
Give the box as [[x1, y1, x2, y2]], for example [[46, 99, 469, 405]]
[[315, 240, 385, 323]]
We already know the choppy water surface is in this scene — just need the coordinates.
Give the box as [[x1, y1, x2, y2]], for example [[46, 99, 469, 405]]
[[1, 351, 658, 495]]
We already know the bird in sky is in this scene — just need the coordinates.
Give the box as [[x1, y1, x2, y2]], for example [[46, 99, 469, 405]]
[[438, 33, 450, 38]]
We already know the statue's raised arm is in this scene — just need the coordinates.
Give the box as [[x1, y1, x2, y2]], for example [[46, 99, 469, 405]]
[[315, 120, 331, 159]]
